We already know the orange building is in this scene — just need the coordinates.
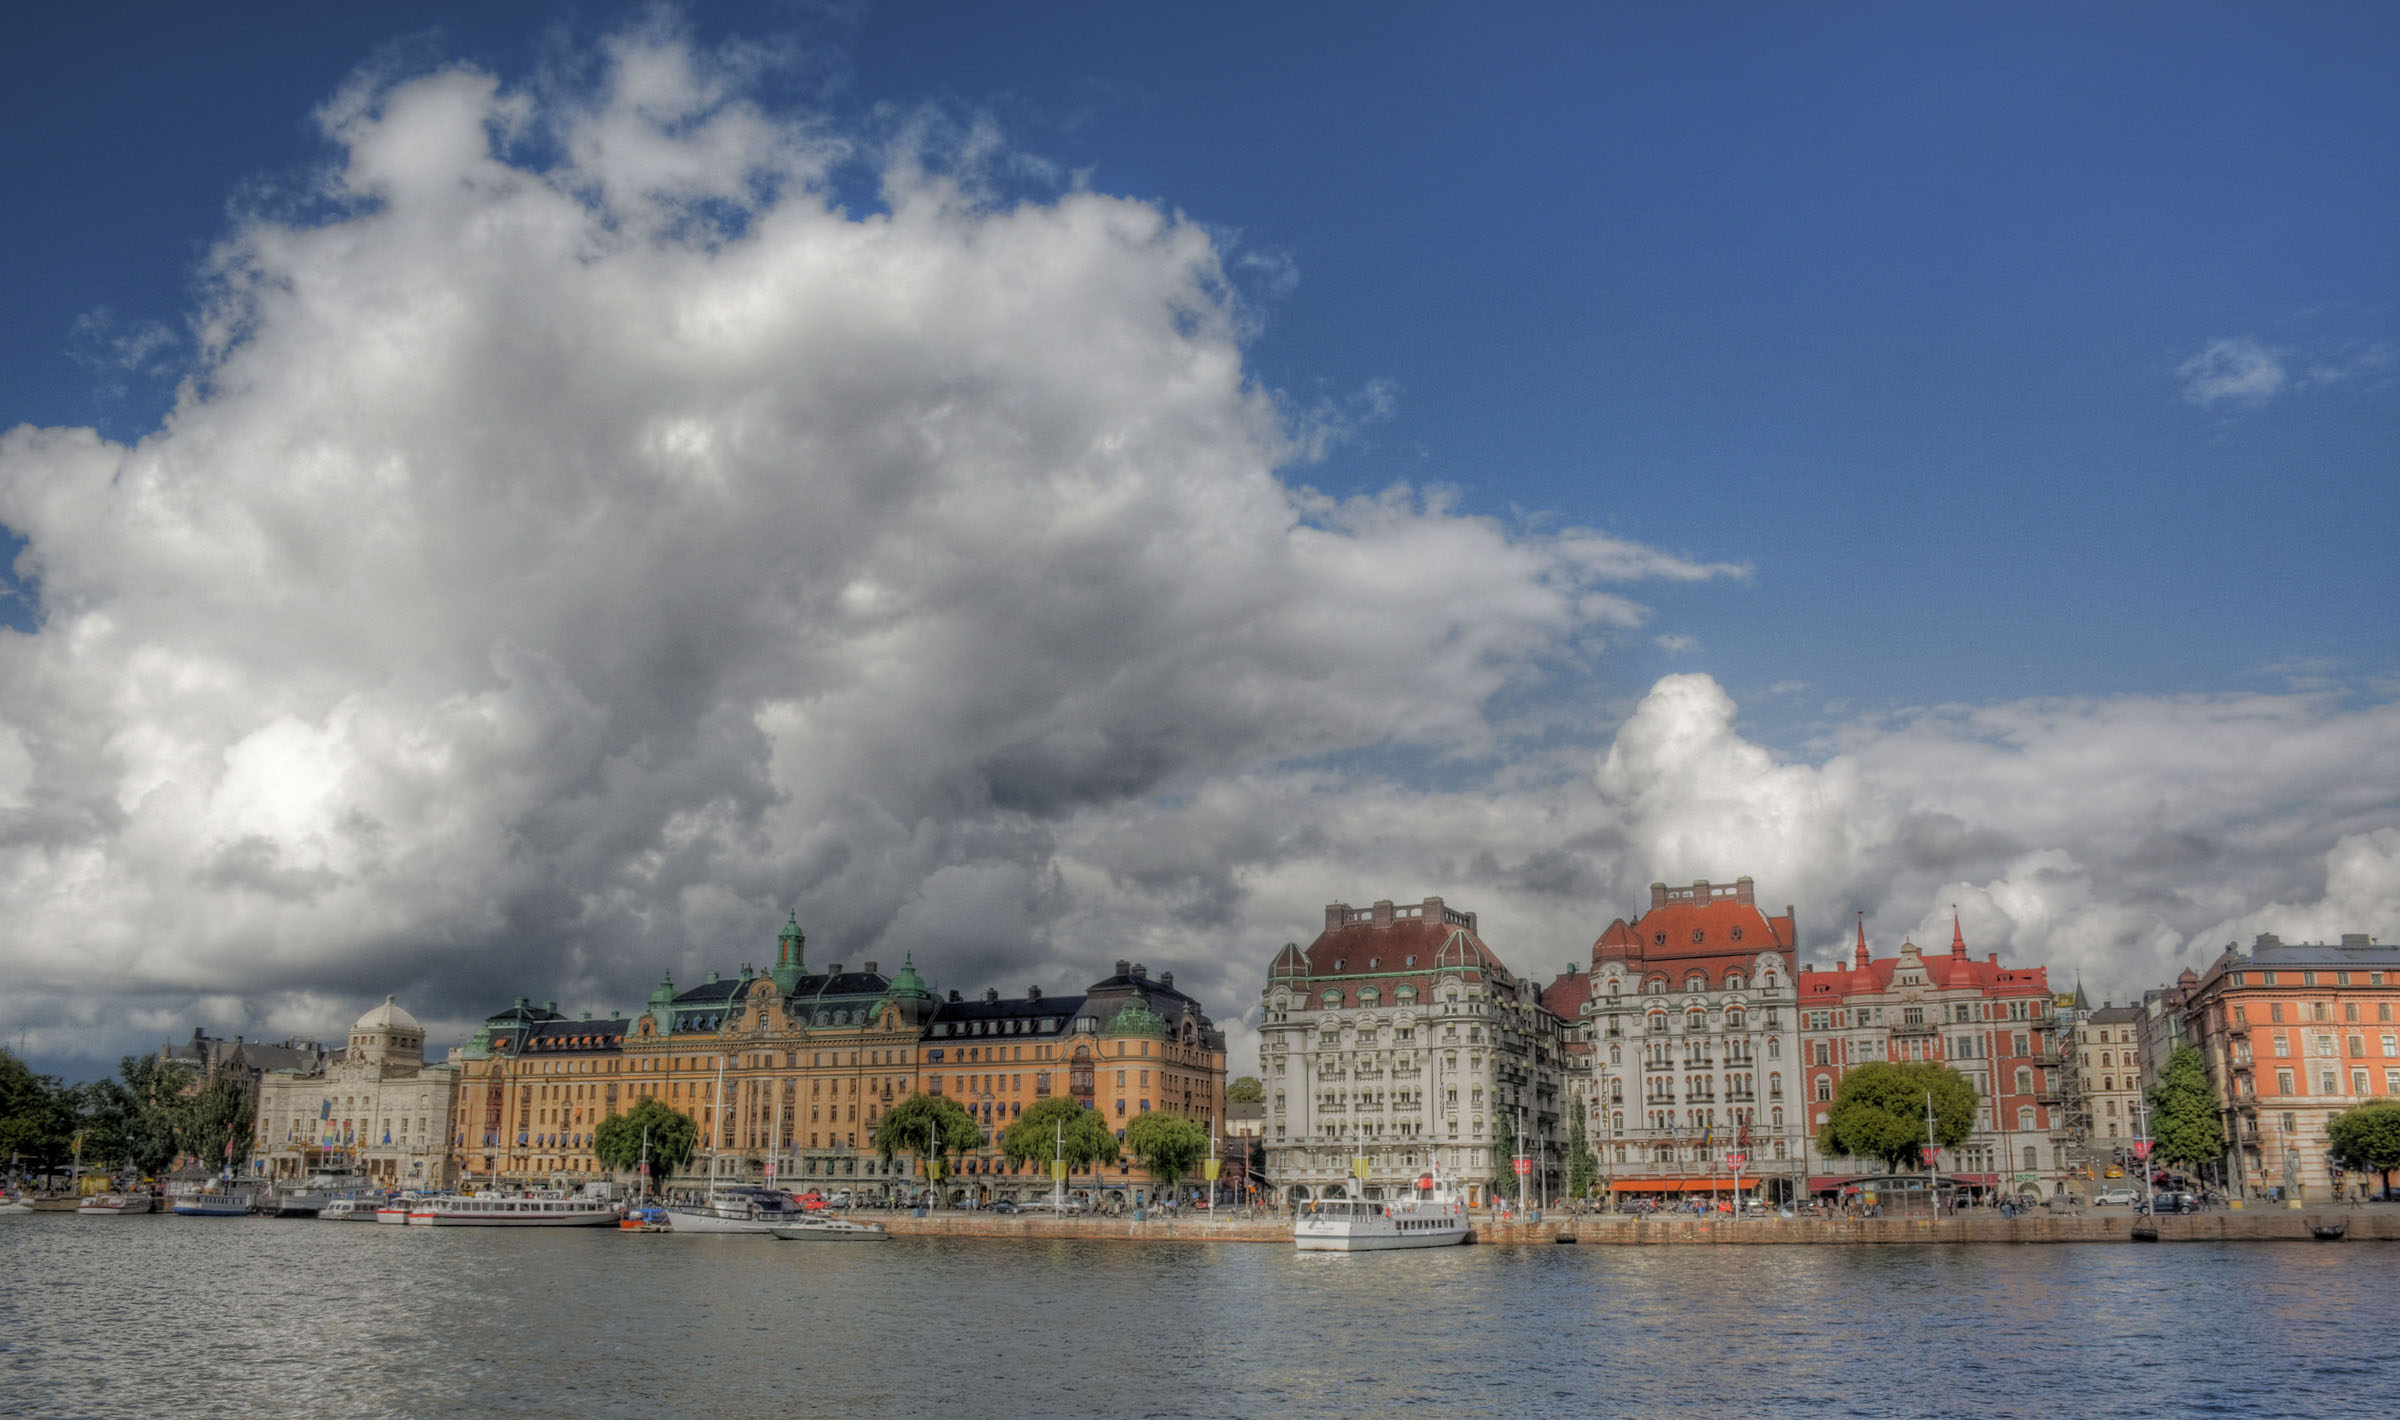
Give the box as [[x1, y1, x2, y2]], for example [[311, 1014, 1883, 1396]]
[[2176, 933, 2400, 1201]]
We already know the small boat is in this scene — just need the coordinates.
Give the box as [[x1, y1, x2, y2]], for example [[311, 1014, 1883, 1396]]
[[663, 1186, 812, 1234], [620, 1206, 673, 1232], [772, 1217, 890, 1242], [320, 1198, 376, 1222], [75, 1193, 154, 1216], [1294, 1164, 1471, 1252], [2130, 1225, 2160, 1242], [0, 1195, 35, 1216], [2311, 1222, 2347, 1241], [375, 1193, 420, 1224]]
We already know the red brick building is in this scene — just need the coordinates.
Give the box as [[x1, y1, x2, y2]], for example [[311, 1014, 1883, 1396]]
[[1798, 915, 2063, 1197]]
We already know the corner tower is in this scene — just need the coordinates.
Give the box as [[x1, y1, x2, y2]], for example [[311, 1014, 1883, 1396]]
[[771, 913, 806, 995]]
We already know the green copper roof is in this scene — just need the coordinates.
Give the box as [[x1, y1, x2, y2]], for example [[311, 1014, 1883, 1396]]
[[879, 952, 933, 1003], [1103, 992, 1169, 1038]]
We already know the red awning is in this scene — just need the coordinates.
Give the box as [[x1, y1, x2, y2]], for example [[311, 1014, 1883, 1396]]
[[1608, 1178, 1746, 1193]]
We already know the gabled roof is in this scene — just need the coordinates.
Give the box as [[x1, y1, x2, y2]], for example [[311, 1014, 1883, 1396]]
[[1540, 969, 1594, 1020], [1594, 898, 1795, 963]]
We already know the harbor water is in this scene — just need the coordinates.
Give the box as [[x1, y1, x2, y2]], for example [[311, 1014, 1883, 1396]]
[[2, 1216, 2389, 1419]]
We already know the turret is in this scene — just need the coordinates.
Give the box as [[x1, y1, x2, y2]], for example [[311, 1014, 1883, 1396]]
[[772, 912, 806, 995]]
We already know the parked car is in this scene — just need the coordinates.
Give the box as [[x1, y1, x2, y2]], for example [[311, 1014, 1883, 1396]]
[[825, 1191, 851, 1208], [2094, 1188, 2138, 1206], [987, 1200, 1019, 1214]]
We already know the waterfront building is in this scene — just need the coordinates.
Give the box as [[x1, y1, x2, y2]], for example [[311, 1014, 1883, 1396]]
[[1574, 878, 1806, 1203], [450, 917, 1229, 1205], [451, 1000, 631, 1183], [2077, 1003, 2147, 1167], [1798, 915, 2062, 1196], [2174, 933, 2400, 1200], [254, 998, 457, 1188], [1260, 896, 1568, 1208]]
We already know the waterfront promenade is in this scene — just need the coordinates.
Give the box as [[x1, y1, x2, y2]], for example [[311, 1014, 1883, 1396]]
[[860, 1204, 2397, 1246]]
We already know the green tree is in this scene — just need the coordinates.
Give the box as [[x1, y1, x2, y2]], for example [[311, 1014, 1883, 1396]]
[[998, 1097, 1119, 1177], [2145, 1044, 2225, 1174], [2326, 1099, 2400, 1199], [0, 1047, 77, 1174], [593, 1098, 699, 1183], [871, 1092, 981, 1192], [1123, 1111, 1209, 1202], [179, 1074, 255, 1172], [1490, 1109, 1520, 1197], [1565, 1112, 1598, 1199], [113, 1056, 187, 1176], [1816, 1062, 1978, 1171], [1226, 1076, 1265, 1104]]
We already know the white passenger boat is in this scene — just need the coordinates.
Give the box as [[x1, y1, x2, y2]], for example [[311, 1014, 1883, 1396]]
[[375, 1192, 421, 1224], [274, 1170, 358, 1217], [1293, 1167, 1470, 1252], [406, 1188, 621, 1227], [170, 1179, 263, 1217], [772, 1217, 889, 1242], [76, 1192, 155, 1216], [321, 1198, 375, 1222]]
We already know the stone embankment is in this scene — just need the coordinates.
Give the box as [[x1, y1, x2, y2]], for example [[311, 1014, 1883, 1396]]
[[865, 1208, 2395, 1246]]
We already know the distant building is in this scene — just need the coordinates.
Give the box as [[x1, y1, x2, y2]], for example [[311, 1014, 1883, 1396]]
[[2077, 1003, 2147, 1164], [160, 1028, 330, 1093], [1573, 878, 1805, 1203], [1798, 914, 2062, 1196], [1260, 896, 1568, 1208], [2176, 933, 2400, 1200], [253, 998, 457, 1188]]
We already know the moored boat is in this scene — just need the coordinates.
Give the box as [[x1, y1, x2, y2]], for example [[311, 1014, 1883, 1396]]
[[375, 1192, 421, 1224], [1293, 1165, 1470, 1252], [407, 1187, 621, 1227], [321, 1198, 376, 1222], [75, 1192, 155, 1216], [620, 1205, 673, 1232], [663, 1187, 811, 1234], [170, 1179, 263, 1217], [771, 1217, 889, 1242], [0, 1194, 35, 1216]]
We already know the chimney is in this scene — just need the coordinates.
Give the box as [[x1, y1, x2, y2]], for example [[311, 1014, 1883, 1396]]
[[706, 972, 719, 984], [1372, 899, 1395, 927], [1028, 985, 1043, 1002], [1649, 881, 1669, 910], [985, 987, 1000, 1003], [1133, 963, 1147, 980], [2341, 934, 2370, 948], [1734, 876, 1754, 904], [1116, 959, 1132, 977], [1160, 972, 1173, 990], [547, 1001, 558, 1014], [865, 961, 878, 975], [947, 989, 962, 1002]]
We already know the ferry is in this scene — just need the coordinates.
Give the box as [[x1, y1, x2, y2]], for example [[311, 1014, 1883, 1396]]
[[170, 1179, 263, 1217], [407, 1188, 621, 1227], [1293, 1167, 1470, 1252]]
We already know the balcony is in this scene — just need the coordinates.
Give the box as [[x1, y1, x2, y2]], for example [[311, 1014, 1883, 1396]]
[[1892, 1020, 1938, 1038]]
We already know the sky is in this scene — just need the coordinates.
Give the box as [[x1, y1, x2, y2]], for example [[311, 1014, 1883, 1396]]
[[1, 3, 2394, 1082]]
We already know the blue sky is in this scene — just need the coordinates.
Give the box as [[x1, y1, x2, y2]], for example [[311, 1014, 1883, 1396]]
[[4, 3, 2393, 722], [1, 4, 2394, 1077]]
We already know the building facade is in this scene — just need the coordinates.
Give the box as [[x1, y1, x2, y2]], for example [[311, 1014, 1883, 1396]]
[[2076, 1003, 2147, 1166], [447, 917, 1228, 1205], [1574, 878, 1805, 1202], [2176, 933, 2400, 1200], [254, 998, 458, 1187], [1261, 896, 1568, 1208], [1798, 916, 2063, 1196]]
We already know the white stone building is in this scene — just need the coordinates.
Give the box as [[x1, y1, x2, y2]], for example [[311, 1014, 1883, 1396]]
[[254, 997, 460, 1188]]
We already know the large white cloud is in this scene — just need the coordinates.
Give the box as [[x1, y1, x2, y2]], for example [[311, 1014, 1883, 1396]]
[[4, 29, 2394, 1080], [0, 29, 1736, 1067]]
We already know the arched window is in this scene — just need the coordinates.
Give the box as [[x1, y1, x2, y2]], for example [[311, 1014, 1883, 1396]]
[[1322, 990, 1343, 1008], [1645, 977, 1668, 996], [1608, 979, 1621, 998], [1358, 988, 1380, 1007], [1686, 1010, 1705, 1032], [1394, 985, 1417, 1002], [1647, 1011, 1668, 1034], [1814, 1075, 1832, 1102], [1685, 972, 1708, 993], [1725, 972, 1744, 992], [1767, 1038, 1780, 1059], [1771, 1106, 1784, 1128], [1609, 1079, 1624, 1103], [1726, 1009, 1746, 1029], [1768, 1072, 1782, 1099]]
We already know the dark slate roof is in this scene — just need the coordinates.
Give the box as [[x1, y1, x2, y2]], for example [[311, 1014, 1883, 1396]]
[[788, 971, 893, 1001], [523, 1017, 630, 1050], [1082, 969, 1197, 1004], [670, 977, 749, 1006], [933, 993, 1087, 1026]]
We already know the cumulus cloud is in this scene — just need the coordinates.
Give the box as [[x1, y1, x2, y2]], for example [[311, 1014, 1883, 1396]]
[[0, 27, 1736, 1071]]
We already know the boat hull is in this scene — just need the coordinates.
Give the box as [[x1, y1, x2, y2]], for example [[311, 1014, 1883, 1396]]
[[772, 1223, 890, 1242], [1293, 1224, 1468, 1251]]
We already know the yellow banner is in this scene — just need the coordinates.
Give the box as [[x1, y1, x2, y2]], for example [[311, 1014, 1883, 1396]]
[[1353, 1157, 1371, 1179], [1204, 1160, 1221, 1181], [1051, 1161, 1067, 1180]]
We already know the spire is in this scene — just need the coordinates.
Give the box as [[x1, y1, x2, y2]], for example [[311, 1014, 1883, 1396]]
[[771, 912, 805, 995], [1950, 905, 1967, 959], [1854, 913, 1870, 971]]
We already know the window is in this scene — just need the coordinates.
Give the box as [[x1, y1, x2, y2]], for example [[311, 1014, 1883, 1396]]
[[2270, 1003, 2285, 1023], [2385, 1034, 2398, 1058], [1815, 1075, 1832, 1102], [2274, 1034, 2290, 1058], [2276, 1069, 2295, 1095], [2346, 1002, 2361, 1023], [2014, 1067, 2033, 1094], [1725, 972, 1744, 991], [2354, 1070, 2370, 1095], [1685, 972, 1708, 992]]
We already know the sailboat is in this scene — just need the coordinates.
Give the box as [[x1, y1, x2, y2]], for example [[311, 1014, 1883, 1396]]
[[663, 1057, 806, 1233]]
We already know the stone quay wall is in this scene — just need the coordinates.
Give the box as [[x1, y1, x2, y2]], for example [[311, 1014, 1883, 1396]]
[[863, 1208, 2395, 1247]]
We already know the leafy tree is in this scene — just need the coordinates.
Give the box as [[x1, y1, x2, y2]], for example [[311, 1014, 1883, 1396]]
[[0, 1047, 77, 1174], [1123, 1111, 1209, 1201], [1490, 1109, 1521, 1198], [1816, 1062, 1977, 1171], [871, 1092, 981, 1187], [179, 1074, 256, 1172], [1226, 1076, 1265, 1104], [998, 1097, 1119, 1177], [110, 1055, 188, 1176], [1565, 1111, 1598, 1199], [2145, 1044, 2225, 1174], [2326, 1100, 2400, 1199], [594, 1099, 699, 1182]]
